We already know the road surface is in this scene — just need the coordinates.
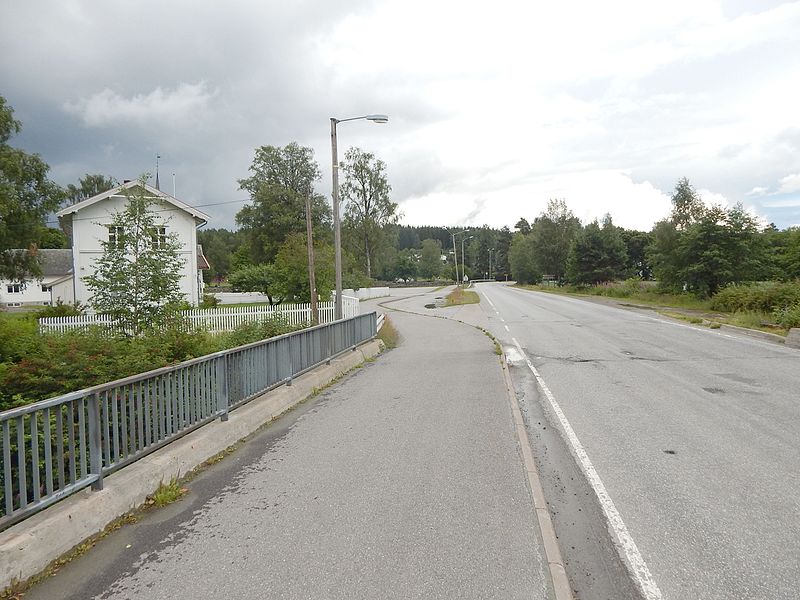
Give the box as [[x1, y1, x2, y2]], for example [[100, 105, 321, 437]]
[[471, 283, 800, 600], [27, 290, 551, 600]]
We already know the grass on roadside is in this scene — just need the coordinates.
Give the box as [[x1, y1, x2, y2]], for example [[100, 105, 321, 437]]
[[377, 315, 400, 349], [443, 287, 480, 307], [147, 478, 188, 507]]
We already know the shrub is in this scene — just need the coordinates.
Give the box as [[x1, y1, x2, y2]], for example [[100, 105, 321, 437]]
[[200, 294, 220, 308], [710, 281, 800, 313], [774, 305, 800, 329], [35, 300, 86, 319]]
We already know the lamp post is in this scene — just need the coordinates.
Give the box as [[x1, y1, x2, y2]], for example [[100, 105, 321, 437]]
[[330, 114, 388, 320], [461, 234, 473, 285], [488, 248, 494, 280]]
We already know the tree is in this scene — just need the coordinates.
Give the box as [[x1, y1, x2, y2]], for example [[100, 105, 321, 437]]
[[83, 181, 186, 335], [228, 264, 282, 305], [419, 238, 443, 279], [340, 147, 399, 279], [392, 248, 418, 280], [529, 199, 581, 281], [39, 227, 69, 249], [0, 96, 66, 280], [197, 228, 244, 283], [671, 177, 705, 230], [515, 218, 531, 235], [66, 173, 115, 204], [271, 233, 335, 302], [509, 233, 541, 284], [650, 202, 765, 296], [619, 229, 653, 279], [566, 216, 627, 285], [236, 143, 331, 265]]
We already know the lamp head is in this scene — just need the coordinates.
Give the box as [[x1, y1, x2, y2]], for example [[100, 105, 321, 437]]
[[366, 114, 389, 123]]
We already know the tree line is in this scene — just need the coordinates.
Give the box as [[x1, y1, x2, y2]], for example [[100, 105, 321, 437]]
[[508, 179, 799, 296]]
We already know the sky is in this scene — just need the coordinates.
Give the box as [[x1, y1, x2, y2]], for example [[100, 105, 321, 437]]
[[2, 0, 800, 232]]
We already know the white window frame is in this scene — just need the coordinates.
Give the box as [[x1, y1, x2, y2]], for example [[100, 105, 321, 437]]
[[6, 283, 23, 294], [108, 225, 124, 249]]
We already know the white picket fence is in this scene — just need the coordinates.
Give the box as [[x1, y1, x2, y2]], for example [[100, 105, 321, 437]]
[[38, 296, 360, 334]]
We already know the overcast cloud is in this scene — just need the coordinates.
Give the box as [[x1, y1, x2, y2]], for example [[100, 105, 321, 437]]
[[2, 0, 800, 231]]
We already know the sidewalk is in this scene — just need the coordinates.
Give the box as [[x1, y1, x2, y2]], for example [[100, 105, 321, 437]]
[[27, 289, 553, 600]]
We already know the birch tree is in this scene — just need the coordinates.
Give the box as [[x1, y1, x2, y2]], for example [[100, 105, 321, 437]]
[[83, 182, 185, 335], [340, 148, 398, 279]]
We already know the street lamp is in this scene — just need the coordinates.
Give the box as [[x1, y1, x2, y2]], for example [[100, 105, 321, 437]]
[[488, 248, 494, 281], [330, 114, 388, 320], [461, 235, 473, 285]]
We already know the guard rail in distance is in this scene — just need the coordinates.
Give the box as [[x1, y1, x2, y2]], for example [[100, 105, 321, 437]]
[[0, 312, 377, 532]]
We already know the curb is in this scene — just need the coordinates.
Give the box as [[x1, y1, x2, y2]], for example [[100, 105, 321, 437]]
[[719, 323, 787, 344], [500, 357, 574, 600], [0, 339, 383, 592]]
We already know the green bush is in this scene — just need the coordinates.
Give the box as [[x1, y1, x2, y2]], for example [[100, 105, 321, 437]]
[[774, 305, 800, 329], [217, 316, 297, 349], [200, 294, 220, 308], [35, 300, 86, 319], [710, 281, 800, 313]]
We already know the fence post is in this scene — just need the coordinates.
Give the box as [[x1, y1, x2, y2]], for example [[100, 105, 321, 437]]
[[88, 393, 104, 491], [217, 354, 229, 422], [351, 316, 357, 351]]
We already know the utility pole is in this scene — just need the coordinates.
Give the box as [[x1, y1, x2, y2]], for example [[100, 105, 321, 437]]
[[305, 191, 318, 324]]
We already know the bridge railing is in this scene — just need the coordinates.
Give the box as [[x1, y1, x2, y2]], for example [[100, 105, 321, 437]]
[[0, 312, 377, 532]]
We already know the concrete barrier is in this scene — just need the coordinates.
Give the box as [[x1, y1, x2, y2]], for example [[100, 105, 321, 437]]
[[786, 328, 800, 349], [0, 339, 383, 591]]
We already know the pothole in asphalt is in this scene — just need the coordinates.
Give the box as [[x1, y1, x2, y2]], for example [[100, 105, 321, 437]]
[[663, 449, 677, 455], [424, 303, 436, 309], [703, 387, 726, 394]]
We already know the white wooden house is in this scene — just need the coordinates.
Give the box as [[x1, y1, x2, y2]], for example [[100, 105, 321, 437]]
[[0, 249, 73, 308], [53, 180, 211, 307]]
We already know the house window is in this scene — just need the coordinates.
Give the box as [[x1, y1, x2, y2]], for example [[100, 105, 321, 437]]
[[151, 226, 167, 249], [6, 284, 22, 294], [41, 284, 50, 292], [108, 225, 124, 249]]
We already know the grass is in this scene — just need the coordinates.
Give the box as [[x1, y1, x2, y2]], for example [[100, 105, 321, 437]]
[[443, 287, 480, 307], [519, 283, 712, 311], [377, 315, 400, 349], [148, 478, 188, 507], [518, 282, 791, 336]]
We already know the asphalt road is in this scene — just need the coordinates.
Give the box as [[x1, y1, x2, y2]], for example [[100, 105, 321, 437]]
[[28, 290, 550, 600], [473, 283, 800, 600]]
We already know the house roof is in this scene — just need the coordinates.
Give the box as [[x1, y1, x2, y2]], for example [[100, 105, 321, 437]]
[[3, 249, 73, 278], [56, 180, 210, 226], [197, 245, 211, 270], [38, 249, 74, 276]]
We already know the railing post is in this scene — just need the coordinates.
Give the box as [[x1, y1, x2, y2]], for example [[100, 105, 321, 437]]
[[217, 354, 229, 421], [325, 323, 332, 365], [88, 393, 104, 491], [286, 338, 294, 386], [351, 316, 357, 351]]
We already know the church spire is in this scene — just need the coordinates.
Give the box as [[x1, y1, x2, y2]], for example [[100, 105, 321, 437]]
[[155, 154, 161, 190]]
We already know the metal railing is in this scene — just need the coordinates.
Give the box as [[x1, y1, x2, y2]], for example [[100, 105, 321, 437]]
[[1, 312, 377, 531]]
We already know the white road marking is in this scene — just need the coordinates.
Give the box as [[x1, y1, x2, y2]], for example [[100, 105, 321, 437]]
[[511, 336, 664, 600], [504, 324, 510, 332], [485, 295, 497, 310]]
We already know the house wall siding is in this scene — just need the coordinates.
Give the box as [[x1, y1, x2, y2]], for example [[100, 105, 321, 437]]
[[69, 193, 201, 305]]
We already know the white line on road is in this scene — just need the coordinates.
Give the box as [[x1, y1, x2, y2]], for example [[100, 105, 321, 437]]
[[511, 336, 664, 600], [504, 325, 510, 332]]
